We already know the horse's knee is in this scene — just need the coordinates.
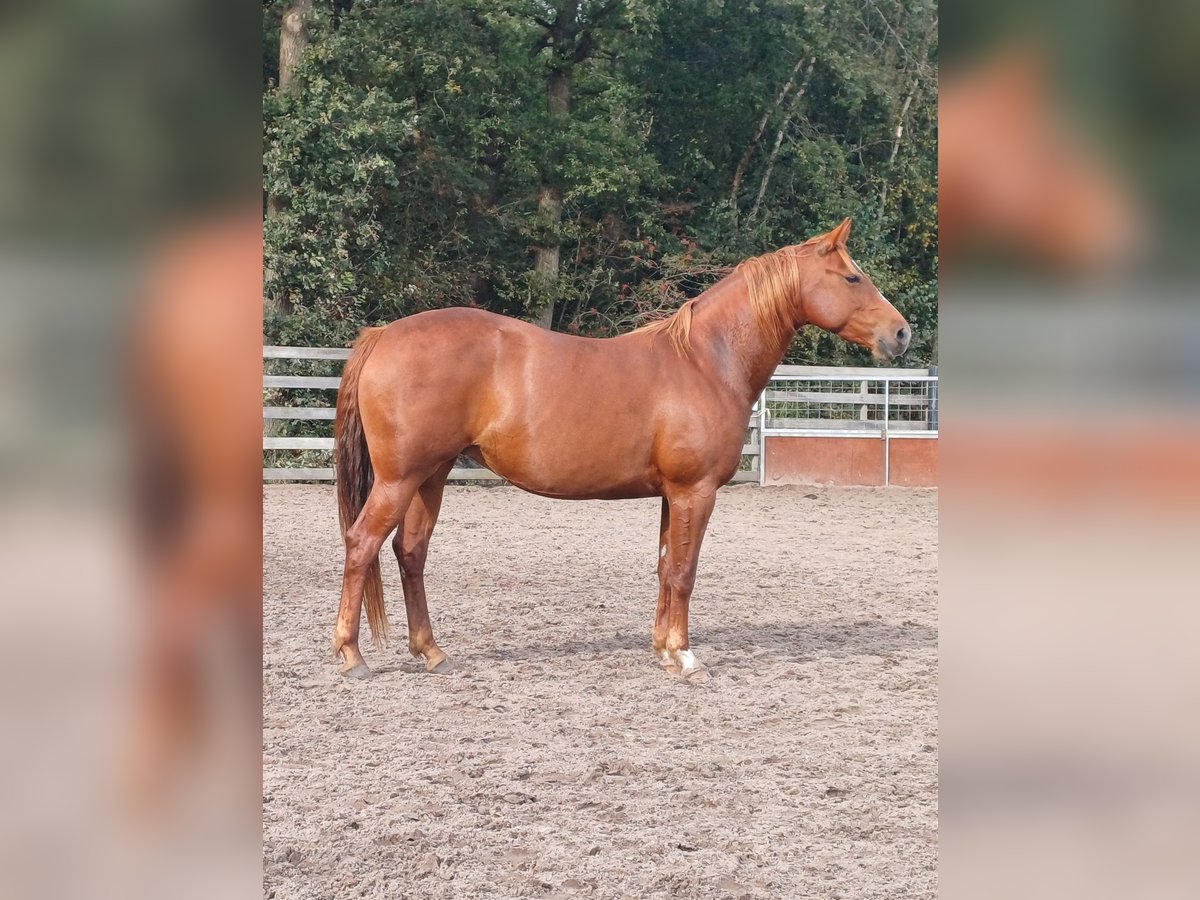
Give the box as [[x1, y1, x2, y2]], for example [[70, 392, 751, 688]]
[[398, 544, 427, 579], [663, 568, 695, 598], [344, 542, 371, 570], [344, 527, 381, 570]]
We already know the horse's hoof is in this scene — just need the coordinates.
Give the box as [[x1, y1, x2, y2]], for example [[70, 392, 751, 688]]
[[426, 656, 456, 676], [669, 649, 705, 681], [340, 661, 372, 680]]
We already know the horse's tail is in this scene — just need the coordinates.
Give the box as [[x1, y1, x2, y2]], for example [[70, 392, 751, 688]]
[[334, 325, 389, 649]]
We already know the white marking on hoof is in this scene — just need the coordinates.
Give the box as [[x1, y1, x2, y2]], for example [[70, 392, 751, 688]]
[[660, 649, 673, 665], [675, 649, 699, 673]]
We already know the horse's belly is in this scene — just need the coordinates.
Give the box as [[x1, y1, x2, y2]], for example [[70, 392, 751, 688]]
[[471, 438, 658, 500]]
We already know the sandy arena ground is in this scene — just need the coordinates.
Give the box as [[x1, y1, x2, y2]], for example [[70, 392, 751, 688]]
[[264, 483, 937, 899]]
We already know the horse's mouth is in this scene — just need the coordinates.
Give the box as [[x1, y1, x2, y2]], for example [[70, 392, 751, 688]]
[[838, 326, 907, 363], [871, 334, 911, 363]]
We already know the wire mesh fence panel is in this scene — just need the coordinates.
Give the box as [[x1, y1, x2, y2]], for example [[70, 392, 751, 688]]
[[886, 378, 938, 431], [765, 377, 882, 431], [763, 374, 938, 435]]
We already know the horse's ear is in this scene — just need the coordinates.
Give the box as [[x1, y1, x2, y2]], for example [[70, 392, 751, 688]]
[[819, 217, 852, 254]]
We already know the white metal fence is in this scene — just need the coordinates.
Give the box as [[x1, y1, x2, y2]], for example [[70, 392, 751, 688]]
[[263, 348, 936, 484], [758, 365, 939, 485]]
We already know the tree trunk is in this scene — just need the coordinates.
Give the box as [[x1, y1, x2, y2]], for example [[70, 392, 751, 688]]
[[266, 0, 313, 311], [876, 14, 935, 224], [533, 67, 571, 329], [265, 0, 314, 439], [730, 54, 808, 229], [277, 0, 313, 94], [268, 0, 313, 223], [747, 56, 815, 224], [876, 86, 915, 223]]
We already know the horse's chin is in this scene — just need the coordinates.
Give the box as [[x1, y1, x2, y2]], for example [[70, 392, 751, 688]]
[[836, 329, 882, 361]]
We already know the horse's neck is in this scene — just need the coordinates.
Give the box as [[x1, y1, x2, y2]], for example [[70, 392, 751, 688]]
[[691, 273, 797, 404]]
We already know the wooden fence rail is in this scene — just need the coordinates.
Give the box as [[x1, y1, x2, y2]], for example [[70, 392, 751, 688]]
[[263, 346, 935, 484]]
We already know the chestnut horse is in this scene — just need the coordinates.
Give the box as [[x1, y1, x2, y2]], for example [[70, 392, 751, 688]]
[[331, 218, 910, 680]]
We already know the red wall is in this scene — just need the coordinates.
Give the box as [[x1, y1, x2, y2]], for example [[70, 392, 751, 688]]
[[888, 438, 939, 487], [763, 436, 937, 486]]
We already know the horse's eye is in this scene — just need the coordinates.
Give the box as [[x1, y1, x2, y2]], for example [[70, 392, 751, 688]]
[[845, 274, 861, 284]]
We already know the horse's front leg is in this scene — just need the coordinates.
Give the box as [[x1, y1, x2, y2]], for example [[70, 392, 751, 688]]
[[652, 497, 671, 656], [658, 484, 717, 679]]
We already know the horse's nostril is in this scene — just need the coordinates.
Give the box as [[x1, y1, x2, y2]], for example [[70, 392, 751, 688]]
[[896, 327, 909, 343]]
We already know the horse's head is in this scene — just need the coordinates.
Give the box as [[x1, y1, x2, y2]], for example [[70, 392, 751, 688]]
[[800, 218, 911, 362]]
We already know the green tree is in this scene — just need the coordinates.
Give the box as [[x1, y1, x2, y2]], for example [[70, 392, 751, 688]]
[[262, 0, 938, 365]]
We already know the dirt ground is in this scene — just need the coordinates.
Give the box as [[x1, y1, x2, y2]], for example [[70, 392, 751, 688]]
[[263, 484, 937, 900]]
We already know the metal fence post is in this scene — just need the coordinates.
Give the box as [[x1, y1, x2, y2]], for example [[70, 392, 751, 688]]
[[758, 388, 768, 485], [927, 364, 938, 432], [883, 378, 890, 486]]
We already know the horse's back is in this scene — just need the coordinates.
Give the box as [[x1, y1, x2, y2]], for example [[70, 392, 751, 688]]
[[364, 306, 653, 411], [355, 307, 738, 496]]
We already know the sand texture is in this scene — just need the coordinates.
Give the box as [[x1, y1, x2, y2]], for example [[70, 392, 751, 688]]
[[264, 484, 937, 899]]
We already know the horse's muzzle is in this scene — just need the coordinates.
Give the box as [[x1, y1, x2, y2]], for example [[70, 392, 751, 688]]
[[874, 324, 911, 362]]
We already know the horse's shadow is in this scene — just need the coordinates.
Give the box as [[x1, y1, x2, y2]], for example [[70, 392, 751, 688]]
[[468, 618, 936, 665]]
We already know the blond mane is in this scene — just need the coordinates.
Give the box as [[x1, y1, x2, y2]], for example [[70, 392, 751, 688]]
[[636, 296, 699, 356], [634, 242, 814, 356]]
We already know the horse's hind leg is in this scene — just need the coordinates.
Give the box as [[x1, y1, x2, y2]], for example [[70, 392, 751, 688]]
[[392, 460, 455, 674], [333, 479, 416, 678]]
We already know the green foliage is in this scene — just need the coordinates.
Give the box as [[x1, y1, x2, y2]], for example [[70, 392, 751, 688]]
[[264, 0, 937, 362]]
